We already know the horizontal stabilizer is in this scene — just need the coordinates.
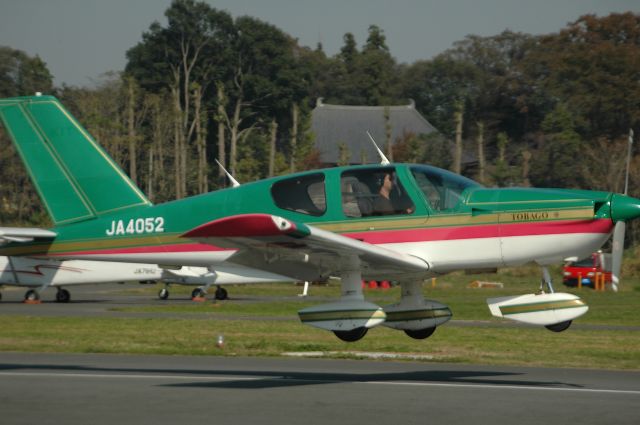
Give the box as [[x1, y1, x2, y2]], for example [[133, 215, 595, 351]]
[[0, 227, 56, 246]]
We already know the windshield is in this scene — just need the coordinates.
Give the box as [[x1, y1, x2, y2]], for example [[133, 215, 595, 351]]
[[341, 167, 415, 217], [410, 165, 481, 211]]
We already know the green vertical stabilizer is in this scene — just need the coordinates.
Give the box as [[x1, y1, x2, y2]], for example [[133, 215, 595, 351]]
[[0, 95, 150, 225]]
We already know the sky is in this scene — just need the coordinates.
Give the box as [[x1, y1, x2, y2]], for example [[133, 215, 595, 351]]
[[0, 0, 637, 87]]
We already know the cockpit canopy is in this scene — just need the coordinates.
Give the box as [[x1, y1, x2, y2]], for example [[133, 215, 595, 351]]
[[269, 164, 482, 219], [409, 165, 482, 211]]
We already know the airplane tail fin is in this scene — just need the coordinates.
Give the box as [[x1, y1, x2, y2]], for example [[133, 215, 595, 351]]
[[0, 95, 150, 226]]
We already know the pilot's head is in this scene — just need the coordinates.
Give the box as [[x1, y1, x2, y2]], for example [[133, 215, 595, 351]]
[[379, 171, 394, 193]]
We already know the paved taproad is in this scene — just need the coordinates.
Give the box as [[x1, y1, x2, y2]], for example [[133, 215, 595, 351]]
[[0, 352, 638, 425]]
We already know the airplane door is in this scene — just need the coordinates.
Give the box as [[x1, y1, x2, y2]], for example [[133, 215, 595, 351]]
[[408, 165, 502, 271]]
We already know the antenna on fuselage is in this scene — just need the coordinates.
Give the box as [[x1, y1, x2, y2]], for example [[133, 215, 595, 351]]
[[366, 131, 390, 165], [215, 159, 241, 188]]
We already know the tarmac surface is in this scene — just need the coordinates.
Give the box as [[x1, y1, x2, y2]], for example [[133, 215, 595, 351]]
[[0, 352, 639, 425]]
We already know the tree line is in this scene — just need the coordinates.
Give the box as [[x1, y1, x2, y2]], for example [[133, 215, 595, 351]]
[[0, 1, 639, 233]]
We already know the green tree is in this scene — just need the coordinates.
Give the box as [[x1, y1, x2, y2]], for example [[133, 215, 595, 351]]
[[323, 26, 401, 106], [220, 16, 309, 177], [529, 104, 584, 188], [401, 57, 482, 138], [490, 132, 512, 187], [356, 25, 397, 105], [0, 47, 53, 97], [518, 13, 640, 141], [126, 0, 235, 197], [339, 33, 358, 72]]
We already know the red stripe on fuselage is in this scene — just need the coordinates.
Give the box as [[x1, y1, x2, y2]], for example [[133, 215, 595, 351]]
[[49, 219, 612, 256], [343, 219, 613, 245]]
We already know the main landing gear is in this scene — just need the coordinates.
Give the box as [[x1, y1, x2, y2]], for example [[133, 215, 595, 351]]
[[298, 258, 449, 342], [488, 266, 586, 332], [158, 285, 228, 301], [22, 287, 71, 303], [191, 286, 229, 300], [540, 266, 572, 333]]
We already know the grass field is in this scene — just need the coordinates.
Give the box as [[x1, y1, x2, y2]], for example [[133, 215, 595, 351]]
[[1, 265, 639, 369]]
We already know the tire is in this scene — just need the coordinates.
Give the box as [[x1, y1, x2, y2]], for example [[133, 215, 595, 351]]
[[191, 288, 205, 298], [25, 289, 39, 301], [545, 320, 572, 332], [215, 287, 228, 300], [55, 289, 71, 303], [333, 327, 368, 342], [158, 288, 169, 300], [404, 327, 436, 340]]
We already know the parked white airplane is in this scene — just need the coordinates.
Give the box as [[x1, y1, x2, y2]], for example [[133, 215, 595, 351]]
[[0, 255, 288, 303]]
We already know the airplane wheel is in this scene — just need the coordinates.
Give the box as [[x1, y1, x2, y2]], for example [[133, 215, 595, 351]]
[[25, 290, 39, 302], [55, 289, 71, 303], [404, 327, 436, 340], [333, 327, 368, 342], [545, 320, 572, 332], [192, 288, 206, 298], [0, 292, 2, 301], [215, 287, 228, 300], [158, 288, 169, 300]]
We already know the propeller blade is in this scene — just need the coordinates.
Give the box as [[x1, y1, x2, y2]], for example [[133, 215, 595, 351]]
[[611, 220, 626, 292]]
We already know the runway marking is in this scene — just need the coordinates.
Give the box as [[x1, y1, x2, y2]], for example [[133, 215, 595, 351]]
[[359, 381, 640, 395], [0, 371, 265, 381], [1, 371, 639, 395]]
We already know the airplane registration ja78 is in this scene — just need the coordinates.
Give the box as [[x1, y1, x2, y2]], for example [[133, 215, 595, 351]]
[[1, 94, 639, 342]]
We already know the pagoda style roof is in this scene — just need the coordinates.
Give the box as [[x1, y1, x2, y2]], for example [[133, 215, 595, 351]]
[[311, 98, 438, 164]]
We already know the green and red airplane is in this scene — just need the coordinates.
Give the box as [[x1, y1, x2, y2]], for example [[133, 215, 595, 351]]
[[1, 94, 638, 341]]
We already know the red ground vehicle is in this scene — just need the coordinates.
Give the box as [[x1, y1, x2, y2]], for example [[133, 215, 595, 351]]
[[562, 252, 612, 288]]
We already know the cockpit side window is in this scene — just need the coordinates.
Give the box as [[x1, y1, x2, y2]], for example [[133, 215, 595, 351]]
[[271, 173, 326, 216], [341, 168, 415, 217], [410, 165, 481, 212]]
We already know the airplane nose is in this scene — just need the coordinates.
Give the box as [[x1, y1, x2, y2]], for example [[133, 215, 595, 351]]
[[610, 194, 640, 222]]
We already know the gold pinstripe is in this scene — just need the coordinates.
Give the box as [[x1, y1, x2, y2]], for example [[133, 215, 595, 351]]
[[299, 309, 386, 322], [385, 308, 452, 322], [500, 299, 586, 315], [316, 207, 595, 233]]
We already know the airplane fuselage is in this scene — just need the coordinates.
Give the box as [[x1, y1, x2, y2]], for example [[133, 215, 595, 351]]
[[0, 164, 616, 279]]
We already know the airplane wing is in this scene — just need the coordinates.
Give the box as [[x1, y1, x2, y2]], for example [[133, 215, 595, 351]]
[[182, 214, 429, 282], [0, 227, 57, 245]]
